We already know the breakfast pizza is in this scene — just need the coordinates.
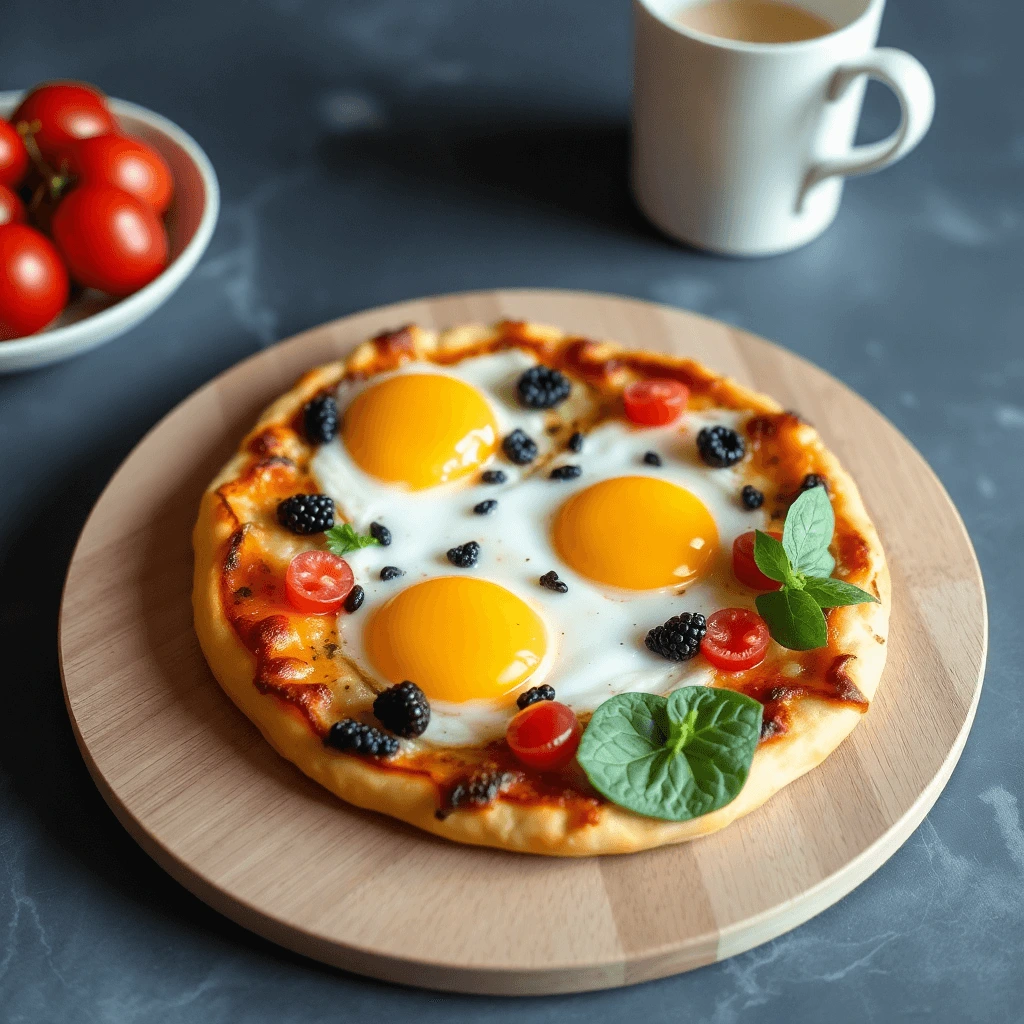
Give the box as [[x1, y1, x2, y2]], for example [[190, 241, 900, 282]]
[[192, 319, 889, 856]]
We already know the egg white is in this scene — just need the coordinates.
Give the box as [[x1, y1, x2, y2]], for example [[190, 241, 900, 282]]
[[312, 351, 767, 745]]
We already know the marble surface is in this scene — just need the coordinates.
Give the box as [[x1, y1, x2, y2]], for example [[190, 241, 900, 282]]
[[1, 0, 1021, 1020]]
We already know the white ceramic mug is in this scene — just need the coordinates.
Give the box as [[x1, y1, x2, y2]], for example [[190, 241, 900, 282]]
[[632, 0, 935, 256]]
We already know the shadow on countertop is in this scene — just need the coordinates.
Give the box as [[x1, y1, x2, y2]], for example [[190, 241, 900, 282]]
[[317, 105, 661, 243]]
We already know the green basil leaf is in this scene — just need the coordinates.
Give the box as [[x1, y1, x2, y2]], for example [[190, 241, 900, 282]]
[[576, 687, 762, 822], [664, 687, 763, 817], [753, 530, 795, 584], [755, 588, 828, 650], [782, 486, 835, 577], [802, 576, 878, 608], [325, 523, 379, 557]]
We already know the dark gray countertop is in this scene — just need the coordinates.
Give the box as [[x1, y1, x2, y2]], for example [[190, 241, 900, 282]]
[[2, 0, 1021, 1020]]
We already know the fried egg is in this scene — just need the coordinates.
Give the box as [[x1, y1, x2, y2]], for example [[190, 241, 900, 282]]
[[312, 350, 766, 745]]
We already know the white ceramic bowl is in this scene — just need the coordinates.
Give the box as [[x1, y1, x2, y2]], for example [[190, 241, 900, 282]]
[[0, 91, 219, 373]]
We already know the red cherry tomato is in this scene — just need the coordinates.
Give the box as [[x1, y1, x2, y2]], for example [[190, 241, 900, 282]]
[[51, 184, 168, 296], [0, 185, 26, 226], [732, 530, 783, 591], [623, 379, 689, 426], [0, 118, 29, 188], [12, 81, 117, 162], [506, 699, 581, 772], [0, 224, 69, 340], [701, 607, 771, 671], [285, 550, 354, 613], [66, 134, 173, 214]]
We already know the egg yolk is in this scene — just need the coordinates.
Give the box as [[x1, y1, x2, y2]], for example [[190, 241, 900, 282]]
[[364, 577, 548, 703], [342, 373, 499, 489], [552, 476, 718, 589]]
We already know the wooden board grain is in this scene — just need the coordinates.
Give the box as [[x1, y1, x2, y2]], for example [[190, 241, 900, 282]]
[[58, 290, 986, 994]]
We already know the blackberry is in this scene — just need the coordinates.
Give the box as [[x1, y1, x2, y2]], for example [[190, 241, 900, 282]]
[[481, 469, 507, 485], [373, 681, 431, 738], [516, 684, 556, 710], [447, 541, 480, 568], [324, 719, 399, 758], [517, 365, 572, 409], [277, 493, 334, 535], [503, 429, 538, 465], [343, 585, 365, 613], [369, 521, 392, 546], [549, 464, 582, 481], [474, 499, 498, 515], [645, 612, 708, 661], [539, 570, 568, 593], [568, 431, 584, 453], [380, 565, 404, 581], [741, 484, 764, 509], [643, 451, 662, 467], [697, 425, 746, 468], [302, 395, 339, 444], [800, 473, 828, 492]]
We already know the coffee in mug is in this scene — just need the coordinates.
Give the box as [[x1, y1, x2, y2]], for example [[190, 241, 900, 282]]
[[674, 0, 835, 44]]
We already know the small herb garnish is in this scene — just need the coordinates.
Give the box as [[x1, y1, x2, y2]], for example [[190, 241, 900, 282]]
[[753, 486, 877, 651], [576, 686, 762, 821], [325, 523, 380, 556]]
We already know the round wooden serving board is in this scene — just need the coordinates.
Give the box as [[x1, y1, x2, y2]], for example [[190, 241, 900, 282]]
[[59, 290, 986, 995]]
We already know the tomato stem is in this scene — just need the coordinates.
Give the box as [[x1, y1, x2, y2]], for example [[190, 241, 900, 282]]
[[16, 119, 75, 203]]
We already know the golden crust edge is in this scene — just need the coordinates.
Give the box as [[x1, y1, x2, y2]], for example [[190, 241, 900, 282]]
[[192, 321, 890, 857]]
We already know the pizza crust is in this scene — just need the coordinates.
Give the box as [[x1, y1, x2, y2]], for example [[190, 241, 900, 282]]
[[192, 322, 890, 856]]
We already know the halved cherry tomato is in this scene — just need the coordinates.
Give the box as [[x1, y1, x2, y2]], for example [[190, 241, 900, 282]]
[[623, 378, 689, 426], [285, 550, 354, 613], [12, 81, 117, 162], [51, 184, 167, 296], [0, 185, 26, 226], [701, 607, 771, 671], [0, 118, 29, 188], [506, 699, 581, 771], [0, 224, 69, 340], [66, 134, 173, 214], [732, 530, 783, 591]]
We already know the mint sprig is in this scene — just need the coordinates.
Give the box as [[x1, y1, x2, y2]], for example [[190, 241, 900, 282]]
[[325, 523, 379, 556], [576, 686, 762, 821], [753, 486, 877, 651]]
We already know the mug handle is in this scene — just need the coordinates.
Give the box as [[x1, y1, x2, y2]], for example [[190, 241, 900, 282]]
[[805, 48, 935, 192]]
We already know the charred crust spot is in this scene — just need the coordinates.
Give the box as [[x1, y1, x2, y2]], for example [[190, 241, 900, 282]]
[[436, 770, 521, 818], [233, 586, 252, 603], [760, 714, 788, 741], [224, 526, 250, 572], [261, 656, 313, 682], [253, 455, 296, 473], [254, 675, 333, 735], [247, 615, 295, 655], [372, 325, 416, 359], [558, 338, 622, 385], [247, 428, 288, 458], [746, 410, 802, 445], [745, 415, 779, 441], [494, 320, 542, 348], [826, 654, 868, 707], [874, 634, 886, 645]]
